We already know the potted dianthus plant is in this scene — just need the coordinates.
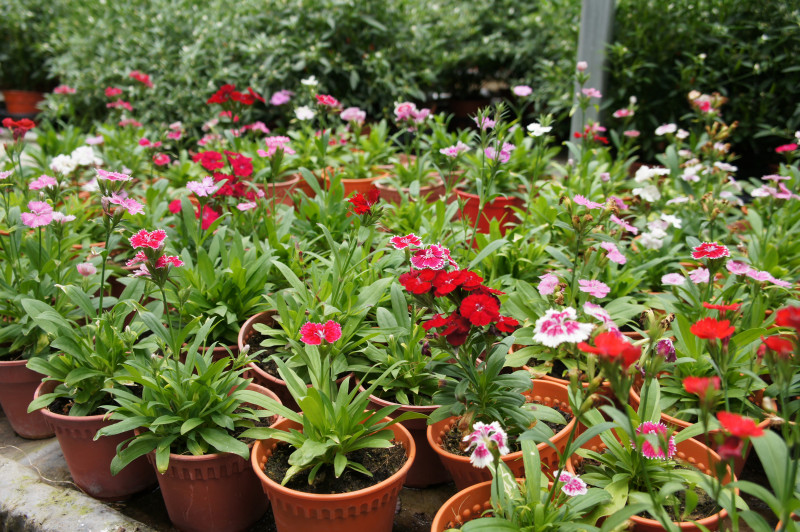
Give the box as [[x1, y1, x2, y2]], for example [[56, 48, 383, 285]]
[[244, 334, 422, 532]]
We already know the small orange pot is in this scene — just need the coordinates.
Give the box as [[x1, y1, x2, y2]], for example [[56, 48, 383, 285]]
[[260, 174, 301, 207], [430, 479, 494, 532], [3, 90, 44, 115], [453, 189, 524, 234], [0, 360, 53, 439], [427, 379, 576, 490], [251, 416, 415, 532], [322, 167, 382, 197], [567, 432, 733, 531], [374, 176, 445, 204]]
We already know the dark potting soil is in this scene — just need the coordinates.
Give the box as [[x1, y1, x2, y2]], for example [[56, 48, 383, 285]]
[[232, 408, 273, 445], [46, 384, 144, 417], [248, 331, 282, 378], [264, 440, 407, 494]]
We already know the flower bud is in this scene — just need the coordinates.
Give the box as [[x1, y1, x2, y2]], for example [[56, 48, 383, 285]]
[[656, 338, 676, 363], [576, 61, 588, 72]]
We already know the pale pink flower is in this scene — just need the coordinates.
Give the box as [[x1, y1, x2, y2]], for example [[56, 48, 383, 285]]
[[21, 201, 53, 228], [474, 116, 496, 130], [635, 422, 676, 460], [0, 171, 13, 180], [579, 279, 610, 298], [243, 121, 270, 134], [340, 107, 366, 124], [107, 193, 145, 215], [576, 61, 588, 72], [726, 261, 751, 275], [439, 141, 469, 157], [485, 143, 514, 163], [512, 85, 532, 97], [463, 421, 509, 469], [623, 130, 640, 138], [187, 176, 217, 197], [389, 233, 422, 250], [29, 175, 58, 191], [132, 264, 151, 277], [51, 212, 76, 223], [583, 302, 618, 332], [533, 307, 594, 348], [260, 136, 295, 157], [662, 273, 686, 286], [609, 196, 628, 211], [581, 88, 602, 99], [537, 273, 560, 296], [573, 194, 604, 210], [610, 214, 638, 234], [96, 169, 132, 182], [412, 108, 431, 123], [655, 123, 677, 136], [236, 201, 257, 211], [152, 153, 170, 166], [559, 472, 588, 496], [269, 90, 294, 106], [762, 174, 790, 182], [600, 172, 610, 182], [394, 102, 418, 122], [746, 269, 774, 283], [53, 85, 76, 94], [613, 108, 633, 118], [166, 130, 182, 140], [76, 262, 97, 276], [689, 268, 710, 284], [769, 277, 793, 288], [600, 241, 626, 264]]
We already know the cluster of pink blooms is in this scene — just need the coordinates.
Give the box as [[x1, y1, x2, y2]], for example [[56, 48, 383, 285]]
[[578, 279, 610, 298], [727, 260, 793, 288], [600, 241, 626, 265], [269, 90, 294, 106], [573, 194, 604, 210], [299, 320, 342, 345], [340, 107, 366, 124], [439, 141, 469, 158], [126, 229, 184, 277], [463, 421, 509, 468], [258, 136, 295, 158], [29, 175, 57, 191], [484, 143, 515, 163], [751, 174, 800, 201], [635, 422, 677, 460], [21, 201, 54, 228], [394, 102, 430, 125]]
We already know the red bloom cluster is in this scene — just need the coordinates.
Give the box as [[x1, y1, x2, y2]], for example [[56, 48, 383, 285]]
[[105, 87, 123, 98], [2, 117, 35, 141], [577, 332, 641, 369], [207, 84, 264, 106], [128, 70, 153, 88], [702, 302, 741, 312], [315, 94, 340, 108], [776, 306, 800, 332], [682, 376, 720, 399], [130, 229, 167, 249], [690, 317, 735, 340], [193, 151, 226, 172], [717, 411, 764, 438], [347, 188, 380, 215], [762, 335, 794, 357], [691, 242, 730, 260], [573, 124, 608, 145], [299, 320, 342, 345]]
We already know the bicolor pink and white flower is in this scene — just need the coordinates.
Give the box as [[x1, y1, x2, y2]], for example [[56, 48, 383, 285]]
[[635, 421, 676, 460], [340, 106, 366, 124], [726, 261, 750, 275], [20, 201, 53, 228], [691, 242, 730, 260], [474, 116, 496, 130], [76, 262, 97, 276], [579, 279, 610, 298], [581, 87, 602, 98], [236, 201, 257, 211], [51, 212, 75, 224], [411, 244, 455, 270], [600, 241, 626, 264], [559, 471, 588, 496], [462, 421, 509, 469], [485, 143, 515, 163], [0, 171, 12, 180], [390, 233, 422, 250], [537, 273, 560, 296], [156, 255, 184, 268], [299, 320, 342, 345], [533, 307, 594, 348], [661, 273, 686, 286]]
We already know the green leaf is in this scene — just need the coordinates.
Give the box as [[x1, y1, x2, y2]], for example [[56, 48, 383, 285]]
[[198, 428, 249, 459]]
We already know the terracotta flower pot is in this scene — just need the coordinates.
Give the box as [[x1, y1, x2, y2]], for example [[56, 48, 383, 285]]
[[0, 360, 53, 439], [374, 176, 445, 204], [367, 393, 450, 487], [426, 379, 577, 490], [453, 189, 525, 235], [322, 167, 382, 197], [430, 479, 494, 532], [260, 174, 301, 207], [628, 386, 769, 478], [251, 416, 415, 532], [34, 380, 157, 500], [3, 90, 44, 115], [567, 432, 733, 531], [149, 383, 279, 532]]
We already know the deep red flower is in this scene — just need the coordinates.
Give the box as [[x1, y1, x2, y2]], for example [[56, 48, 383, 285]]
[[432, 270, 464, 297], [717, 411, 764, 438], [422, 313, 449, 331], [460, 293, 500, 327], [315, 94, 340, 107], [2, 117, 35, 140], [441, 313, 471, 346], [716, 435, 744, 461], [207, 84, 236, 104], [577, 332, 641, 369], [690, 317, 735, 340], [495, 316, 520, 333], [226, 152, 253, 177], [192, 151, 225, 172], [458, 270, 484, 291], [399, 269, 433, 295], [702, 302, 741, 312], [775, 306, 800, 332], [346, 187, 380, 215], [762, 335, 794, 357], [168, 199, 182, 214], [682, 376, 720, 398], [691, 242, 730, 260]]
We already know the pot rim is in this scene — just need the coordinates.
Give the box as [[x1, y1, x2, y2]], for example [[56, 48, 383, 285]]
[[34, 379, 114, 423], [252, 415, 415, 501]]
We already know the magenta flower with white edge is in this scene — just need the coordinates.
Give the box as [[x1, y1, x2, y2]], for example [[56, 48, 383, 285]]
[[156, 255, 185, 269], [29, 175, 58, 191], [635, 421, 676, 460], [410, 244, 452, 270], [558, 472, 588, 496], [689, 268, 710, 284], [573, 194, 604, 210], [96, 168, 132, 182], [657, 338, 677, 363], [299, 320, 343, 345], [20, 201, 53, 228], [610, 214, 638, 235], [579, 279, 610, 298], [691, 242, 730, 260], [512, 85, 533, 97], [76, 262, 97, 277], [661, 273, 686, 286], [462, 421, 509, 469], [187, 176, 217, 198], [600, 241, 626, 265], [389, 233, 422, 250], [537, 272, 560, 296], [533, 307, 594, 348]]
